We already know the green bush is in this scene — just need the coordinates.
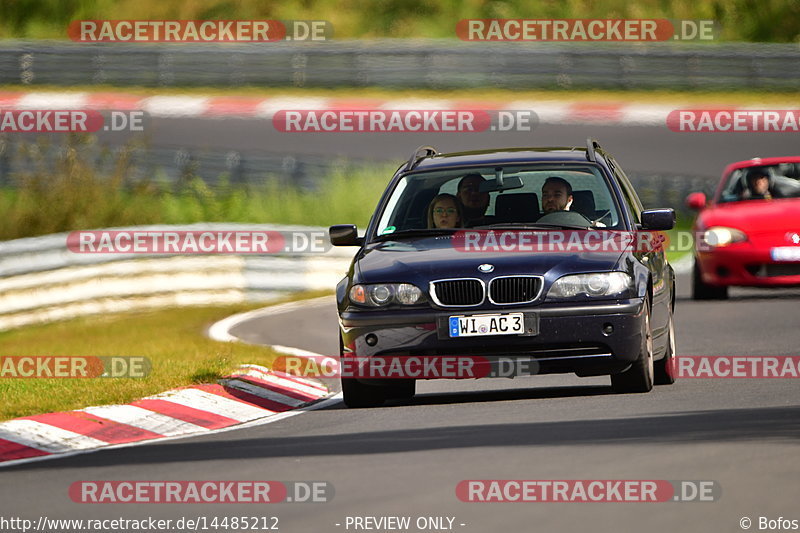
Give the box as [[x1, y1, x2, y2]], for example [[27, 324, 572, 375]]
[[0, 138, 391, 240], [0, 0, 798, 42]]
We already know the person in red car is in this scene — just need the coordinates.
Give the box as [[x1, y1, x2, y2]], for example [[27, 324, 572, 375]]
[[740, 168, 780, 200]]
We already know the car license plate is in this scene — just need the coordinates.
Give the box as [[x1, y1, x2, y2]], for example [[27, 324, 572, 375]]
[[449, 313, 525, 337], [771, 247, 800, 262]]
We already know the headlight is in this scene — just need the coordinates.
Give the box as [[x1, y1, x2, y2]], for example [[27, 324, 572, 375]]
[[369, 285, 392, 305], [349, 283, 424, 307], [395, 283, 423, 305], [701, 226, 747, 248], [547, 272, 632, 299]]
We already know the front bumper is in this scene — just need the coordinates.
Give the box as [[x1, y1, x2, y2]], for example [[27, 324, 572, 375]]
[[697, 248, 800, 287], [339, 298, 645, 383]]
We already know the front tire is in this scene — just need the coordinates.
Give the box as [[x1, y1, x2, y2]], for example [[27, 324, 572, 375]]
[[341, 377, 386, 408], [611, 299, 654, 393], [384, 379, 416, 400], [339, 334, 386, 408], [692, 260, 728, 300]]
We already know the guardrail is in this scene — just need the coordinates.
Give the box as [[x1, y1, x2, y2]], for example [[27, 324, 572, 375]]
[[2, 40, 799, 90], [0, 223, 354, 331]]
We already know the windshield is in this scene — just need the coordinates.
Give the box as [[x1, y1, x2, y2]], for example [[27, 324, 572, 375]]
[[373, 163, 624, 238], [718, 163, 800, 203]]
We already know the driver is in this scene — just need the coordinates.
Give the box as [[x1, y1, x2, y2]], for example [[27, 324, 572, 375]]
[[541, 176, 574, 214], [741, 169, 777, 200], [457, 173, 491, 226]]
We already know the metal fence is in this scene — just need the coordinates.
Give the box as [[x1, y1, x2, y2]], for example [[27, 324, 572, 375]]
[[2, 40, 800, 90]]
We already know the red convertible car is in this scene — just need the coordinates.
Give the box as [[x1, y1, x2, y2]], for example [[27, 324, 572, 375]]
[[686, 156, 800, 299]]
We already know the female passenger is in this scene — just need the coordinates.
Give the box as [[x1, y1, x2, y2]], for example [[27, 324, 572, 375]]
[[427, 193, 463, 229]]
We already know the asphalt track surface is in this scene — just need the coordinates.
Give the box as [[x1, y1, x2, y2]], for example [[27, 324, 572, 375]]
[[151, 116, 800, 177], [2, 120, 800, 533]]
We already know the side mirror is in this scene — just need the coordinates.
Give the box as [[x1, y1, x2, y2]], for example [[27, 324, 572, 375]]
[[685, 192, 707, 211], [329, 225, 362, 246], [640, 209, 676, 231]]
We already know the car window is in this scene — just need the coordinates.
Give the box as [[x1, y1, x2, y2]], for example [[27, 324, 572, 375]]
[[718, 163, 800, 203], [373, 163, 624, 237]]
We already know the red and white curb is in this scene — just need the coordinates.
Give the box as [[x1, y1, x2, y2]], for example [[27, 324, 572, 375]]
[[0, 90, 687, 126], [0, 299, 337, 468]]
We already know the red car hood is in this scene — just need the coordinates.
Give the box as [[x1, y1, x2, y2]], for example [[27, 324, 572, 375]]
[[698, 198, 800, 234]]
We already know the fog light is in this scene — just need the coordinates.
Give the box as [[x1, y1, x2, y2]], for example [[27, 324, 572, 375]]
[[602, 324, 614, 336], [365, 334, 378, 346]]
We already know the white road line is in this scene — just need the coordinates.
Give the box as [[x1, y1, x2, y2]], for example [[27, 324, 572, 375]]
[[506, 100, 571, 124], [241, 372, 329, 398], [0, 420, 107, 452], [147, 388, 275, 422], [15, 92, 89, 109], [80, 405, 208, 437], [207, 296, 332, 343], [141, 96, 210, 117], [256, 97, 331, 118], [220, 378, 306, 407], [236, 363, 328, 392], [620, 104, 674, 126]]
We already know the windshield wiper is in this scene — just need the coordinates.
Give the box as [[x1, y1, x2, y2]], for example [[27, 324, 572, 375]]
[[472, 222, 590, 230], [372, 228, 459, 241]]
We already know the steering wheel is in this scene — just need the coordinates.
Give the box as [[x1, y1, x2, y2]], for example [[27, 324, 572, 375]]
[[536, 210, 592, 227]]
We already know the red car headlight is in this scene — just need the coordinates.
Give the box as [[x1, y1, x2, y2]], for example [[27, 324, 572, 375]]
[[701, 226, 748, 248]]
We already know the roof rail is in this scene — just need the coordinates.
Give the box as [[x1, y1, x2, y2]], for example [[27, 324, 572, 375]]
[[585, 138, 601, 162], [404, 145, 438, 171]]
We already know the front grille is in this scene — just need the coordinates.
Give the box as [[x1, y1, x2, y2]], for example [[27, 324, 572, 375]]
[[489, 276, 542, 304], [763, 264, 800, 277], [431, 279, 484, 306]]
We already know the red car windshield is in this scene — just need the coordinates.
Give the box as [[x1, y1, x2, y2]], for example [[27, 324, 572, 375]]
[[718, 163, 800, 203]]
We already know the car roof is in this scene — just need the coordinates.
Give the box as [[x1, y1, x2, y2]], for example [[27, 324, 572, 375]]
[[721, 156, 800, 176], [409, 147, 601, 172]]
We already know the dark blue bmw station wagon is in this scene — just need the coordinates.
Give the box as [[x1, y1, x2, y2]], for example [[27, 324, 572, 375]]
[[330, 140, 677, 407]]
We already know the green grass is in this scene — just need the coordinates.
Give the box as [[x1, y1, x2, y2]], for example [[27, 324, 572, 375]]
[[664, 215, 696, 263], [0, 0, 798, 42], [0, 291, 332, 421]]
